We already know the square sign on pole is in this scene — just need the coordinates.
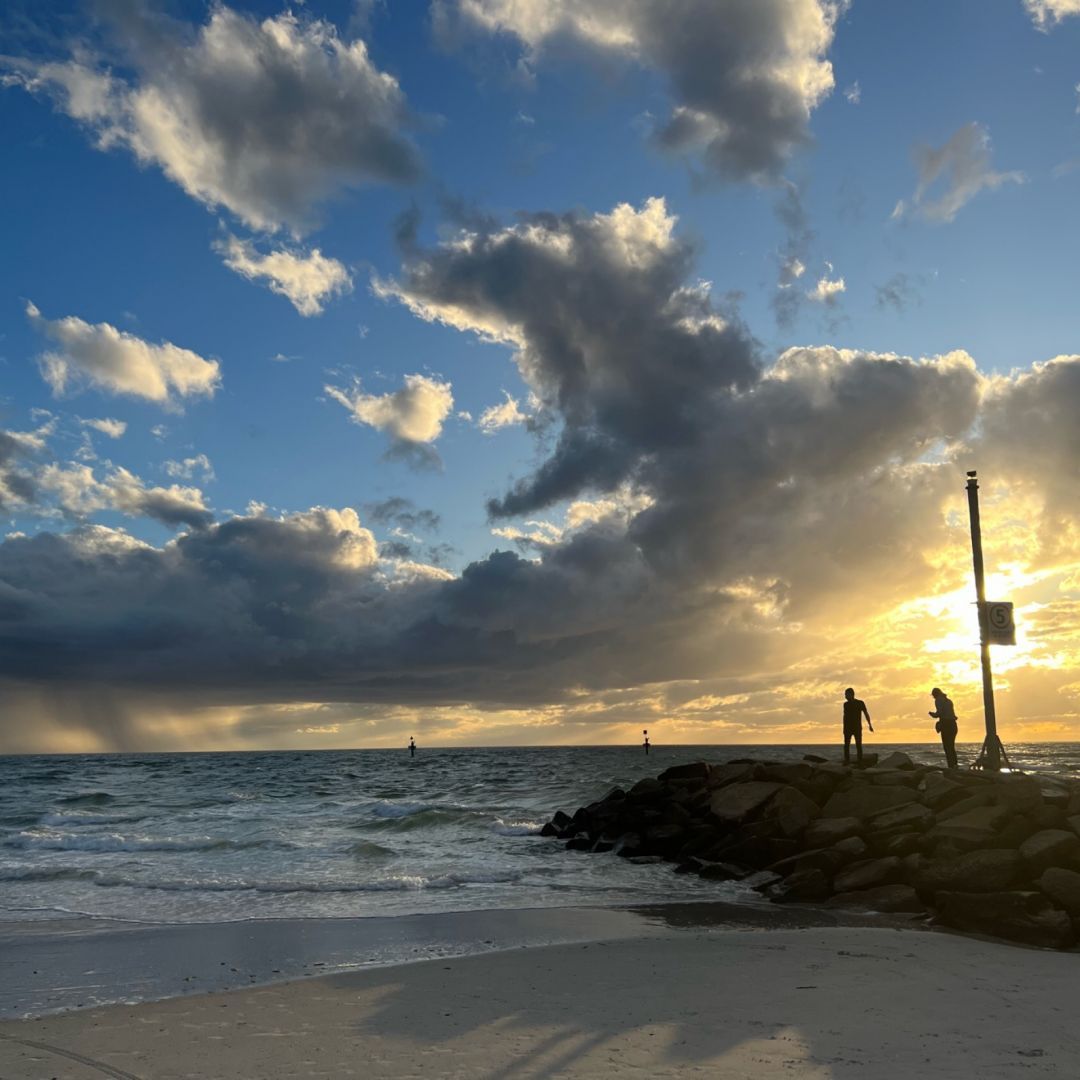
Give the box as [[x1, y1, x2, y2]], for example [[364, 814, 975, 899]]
[[986, 601, 1015, 646]]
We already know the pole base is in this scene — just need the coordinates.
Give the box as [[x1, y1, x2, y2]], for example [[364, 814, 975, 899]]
[[972, 734, 1012, 772]]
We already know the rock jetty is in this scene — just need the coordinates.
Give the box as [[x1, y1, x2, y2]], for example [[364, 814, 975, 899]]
[[541, 753, 1080, 950]]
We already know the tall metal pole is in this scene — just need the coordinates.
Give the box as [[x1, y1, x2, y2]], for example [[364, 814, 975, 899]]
[[965, 471, 1001, 771]]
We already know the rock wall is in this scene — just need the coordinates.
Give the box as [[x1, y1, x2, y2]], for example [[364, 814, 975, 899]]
[[541, 754, 1080, 950]]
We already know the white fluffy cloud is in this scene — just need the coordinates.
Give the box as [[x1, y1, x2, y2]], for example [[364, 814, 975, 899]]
[[37, 463, 212, 529], [898, 122, 1024, 224], [326, 375, 455, 445], [442, 0, 844, 180], [1024, 0, 1080, 28], [26, 302, 220, 406], [79, 418, 127, 439], [807, 273, 846, 305], [3, 5, 420, 233], [163, 454, 214, 482], [478, 392, 530, 434], [215, 235, 352, 316]]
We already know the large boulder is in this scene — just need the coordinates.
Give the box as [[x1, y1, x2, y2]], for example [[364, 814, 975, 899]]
[[832, 856, 902, 893], [659, 762, 710, 782], [629, 777, 665, 800], [764, 868, 832, 904], [935, 891, 1075, 950], [924, 805, 1012, 848], [708, 782, 784, 824], [707, 763, 757, 790], [1019, 829, 1080, 874], [870, 802, 934, 835], [1037, 867, 1080, 916], [826, 884, 926, 914], [821, 784, 917, 820], [991, 775, 1043, 814], [917, 773, 967, 811], [1066, 815, 1080, 840], [757, 762, 813, 786], [767, 786, 821, 837], [937, 791, 995, 821], [913, 849, 1019, 895], [876, 751, 916, 771], [832, 835, 870, 860], [804, 816, 862, 848]]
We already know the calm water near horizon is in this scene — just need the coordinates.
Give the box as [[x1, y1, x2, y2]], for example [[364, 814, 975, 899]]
[[3, 743, 1079, 928]]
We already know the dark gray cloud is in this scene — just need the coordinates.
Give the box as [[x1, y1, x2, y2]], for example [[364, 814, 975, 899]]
[[379, 197, 760, 517], [439, 0, 845, 182], [3, 2, 421, 233], [0, 429, 41, 509], [365, 497, 441, 533], [875, 272, 922, 312]]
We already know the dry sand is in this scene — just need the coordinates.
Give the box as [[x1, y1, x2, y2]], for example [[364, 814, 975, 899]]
[[1, 925, 1076, 1079]]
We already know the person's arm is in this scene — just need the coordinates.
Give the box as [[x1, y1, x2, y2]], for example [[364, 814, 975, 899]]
[[929, 709, 939, 718], [863, 703, 873, 732]]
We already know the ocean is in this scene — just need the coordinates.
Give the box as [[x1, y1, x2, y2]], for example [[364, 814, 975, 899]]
[[3, 742, 1079, 927]]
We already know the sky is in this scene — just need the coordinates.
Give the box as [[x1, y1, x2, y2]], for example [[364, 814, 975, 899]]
[[3, 0, 1080, 753]]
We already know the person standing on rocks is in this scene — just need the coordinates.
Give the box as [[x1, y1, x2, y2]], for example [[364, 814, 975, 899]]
[[929, 688, 959, 769], [842, 688, 873, 765]]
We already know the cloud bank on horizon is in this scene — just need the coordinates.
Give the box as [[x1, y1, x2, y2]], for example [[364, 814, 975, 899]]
[[2, 0, 1080, 751]]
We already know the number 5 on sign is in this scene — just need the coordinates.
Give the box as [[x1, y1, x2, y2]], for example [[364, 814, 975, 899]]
[[985, 601, 1015, 646]]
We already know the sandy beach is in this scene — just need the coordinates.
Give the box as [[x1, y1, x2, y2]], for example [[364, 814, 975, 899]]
[[2, 920, 1076, 1079]]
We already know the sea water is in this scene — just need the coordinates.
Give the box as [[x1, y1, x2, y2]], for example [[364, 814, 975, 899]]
[[2, 743, 1077, 926]]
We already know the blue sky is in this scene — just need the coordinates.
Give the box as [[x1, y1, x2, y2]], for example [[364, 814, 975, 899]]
[[3, 0, 1080, 750]]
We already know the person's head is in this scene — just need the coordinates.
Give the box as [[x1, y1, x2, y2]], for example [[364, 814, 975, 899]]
[[931, 687, 943, 698], [844, 687, 854, 700]]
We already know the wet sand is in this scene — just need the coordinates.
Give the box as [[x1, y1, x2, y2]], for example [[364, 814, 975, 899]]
[[2, 916, 1076, 1078]]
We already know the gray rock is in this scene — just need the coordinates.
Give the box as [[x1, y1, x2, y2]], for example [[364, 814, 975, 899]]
[[826, 884, 926, 913], [658, 762, 710, 782], [832, 856, 902, 893], [767, 786, 821, 837], [707, 763, 757, 790], [937, 791, 995, 821], [870, 802, 935, 834], [1019, 829, 1080, 874], [917, 773, 967, 810], [1037, 867, 1080, 916], [913, 849, 1019, 894], [627, 855, 666, 865], [832, 835, 870, 860], [758, 762, 814, 786], [935, 891, 1075, 950], [876, 751, 916, 770], [804, 816, 863, 847], [821, 784, 918, 820], [879, 832, 923, 858], [767, 847, 845, 878], [925, 805, 1012, 848], [1037, 779, 1072, 807], [629, 777, 665, 799], [708, 782, 784, 824], [803, 754, 828, 763], [765, 868, 832, 904], [1065, 815, 1080, 840], [991, 775, 1043, 814]]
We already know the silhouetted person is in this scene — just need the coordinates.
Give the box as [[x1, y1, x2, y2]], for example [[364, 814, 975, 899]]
[[643, 729, 650, 755], [409, 737, 416, 758], [929, 688, 959, 769], [842, 687, 873, 765]]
